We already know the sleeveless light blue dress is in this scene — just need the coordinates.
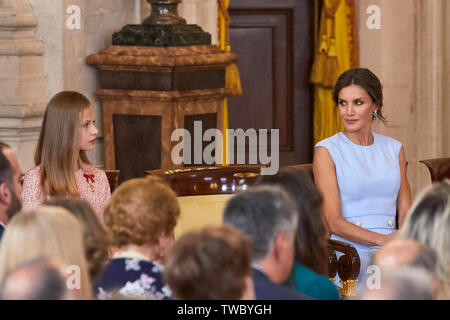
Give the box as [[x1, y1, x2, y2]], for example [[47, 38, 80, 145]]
[[315, 132, 401, 294]]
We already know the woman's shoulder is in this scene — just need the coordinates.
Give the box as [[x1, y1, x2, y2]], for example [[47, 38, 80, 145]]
[[95, 258, 170, 300], [374, 132, 401, 145], [104, 258, 163, 273], [315, 133, 343, 149], [374, 133, 402, 151], [294, 263, 340, 299], [24, 165, 41, 179], [294, 263, 333, 284]]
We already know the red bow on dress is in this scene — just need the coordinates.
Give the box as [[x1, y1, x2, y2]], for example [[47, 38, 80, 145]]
[[83, 174, 95, 184]]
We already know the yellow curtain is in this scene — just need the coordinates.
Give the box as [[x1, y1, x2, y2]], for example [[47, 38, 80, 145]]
[[311, 0, 358, 145], [218, 0, 242, 165]]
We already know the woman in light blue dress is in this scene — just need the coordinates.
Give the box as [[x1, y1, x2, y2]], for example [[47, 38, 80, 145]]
[[313, 68, 412, 294]]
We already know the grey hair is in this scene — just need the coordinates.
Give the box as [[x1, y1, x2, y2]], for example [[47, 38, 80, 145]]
[[399, 180, 450, 298], [222, 185, 298, 262], [409, 244, 439, 276]]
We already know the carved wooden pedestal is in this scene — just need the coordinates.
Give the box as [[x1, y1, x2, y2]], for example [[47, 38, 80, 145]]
[[87, 45, 237, 183]]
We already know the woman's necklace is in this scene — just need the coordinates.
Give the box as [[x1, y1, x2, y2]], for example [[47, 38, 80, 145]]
[[113, 250, 151, 262]]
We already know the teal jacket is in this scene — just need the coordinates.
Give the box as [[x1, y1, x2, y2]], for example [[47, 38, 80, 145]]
[[293, 263, 340, 300]]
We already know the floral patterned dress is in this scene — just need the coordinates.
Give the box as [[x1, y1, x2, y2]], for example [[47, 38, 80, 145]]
[[94, 257, 172, 300], [22, 165, 111, 224]]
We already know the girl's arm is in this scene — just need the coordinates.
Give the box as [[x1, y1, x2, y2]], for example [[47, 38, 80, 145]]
[[396, 146, 412, 228], [313, 146, 389, 247], [21, 168, 45, 210]]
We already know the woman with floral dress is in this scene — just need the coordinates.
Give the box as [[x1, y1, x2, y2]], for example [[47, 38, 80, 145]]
[[94, 176, 179, 300]]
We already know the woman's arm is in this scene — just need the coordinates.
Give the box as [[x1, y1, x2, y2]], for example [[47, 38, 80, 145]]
[[313, 146, 388, 246], [396, 146, 412, 228], [96, 170, 111, 225]]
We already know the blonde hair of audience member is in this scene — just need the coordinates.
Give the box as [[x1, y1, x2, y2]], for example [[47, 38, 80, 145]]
[[104, 176, 180, 264], [164, 225, 254, 300], [399, 180, 450, 299], [44, 197, 110, 282], [0, 206, 92, 299], [34, 91, 95, 196]]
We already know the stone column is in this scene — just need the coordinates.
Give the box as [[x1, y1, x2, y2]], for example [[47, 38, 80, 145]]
[[357, 0, 450, 195], [414, 0, 447, 190], [444, 2, 450, 154], [0, 0, 46, 170]]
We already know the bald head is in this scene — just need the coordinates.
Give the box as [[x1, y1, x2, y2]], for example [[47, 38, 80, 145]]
[[0, 257, 73, 300], [374, 239, 421, 269], [373, 239, 437, 275], [360, 267, 435, 300]]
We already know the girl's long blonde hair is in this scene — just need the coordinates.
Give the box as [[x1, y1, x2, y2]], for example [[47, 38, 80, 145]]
[[35, 91, 92, 196], [0, 206, 93, 299]]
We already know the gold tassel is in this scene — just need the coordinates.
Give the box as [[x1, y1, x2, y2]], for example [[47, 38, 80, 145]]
[[226, 63, 243, 95], [310, 34, 328, 85], [322, 37, 341, 88]]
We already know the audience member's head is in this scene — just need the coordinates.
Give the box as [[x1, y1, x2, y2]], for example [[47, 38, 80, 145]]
[[164, 225, 254, 300], [44, 197, 110, 282], [0, 206, 92, 299], [0, 142, 22, 225], [223, 185, 298, 284], [0, 257, 74, 300], [399, 180, 450, 299], [104, 176, 180, 264], [373, 238, 438, 274], [372, 238, 440, 298], [359, 267, 435, 300], [254, 167, 328, 276]]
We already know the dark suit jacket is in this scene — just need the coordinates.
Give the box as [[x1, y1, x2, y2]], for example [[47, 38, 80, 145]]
[[0, 224, 4, 240], [252, 267, 311, 300]]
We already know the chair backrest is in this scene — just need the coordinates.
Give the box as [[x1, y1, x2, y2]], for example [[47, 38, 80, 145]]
[[420, 157, 450, 182], [104, 170, 120, 193]]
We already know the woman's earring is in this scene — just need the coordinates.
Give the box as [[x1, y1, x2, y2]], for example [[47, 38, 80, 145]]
[[373, 110, 378, 120]]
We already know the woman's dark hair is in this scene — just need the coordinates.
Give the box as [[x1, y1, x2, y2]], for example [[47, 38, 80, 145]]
[[44, 197, 110, 282], [332, 68, 387, 124], [254, 167, 328, 276]]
